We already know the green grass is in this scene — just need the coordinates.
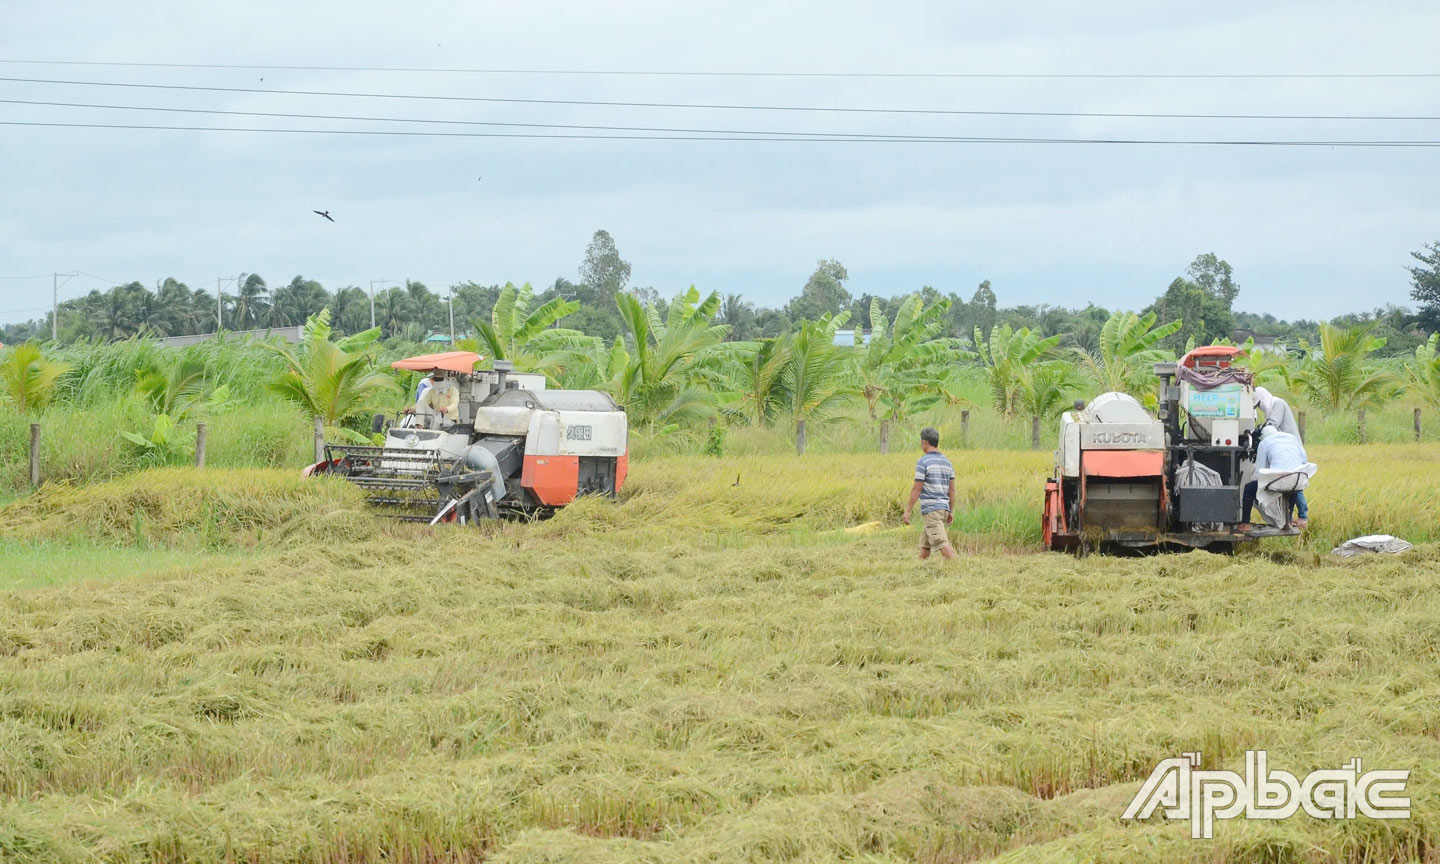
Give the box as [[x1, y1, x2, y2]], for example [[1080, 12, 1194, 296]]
[[1, 452, 1438, 862]]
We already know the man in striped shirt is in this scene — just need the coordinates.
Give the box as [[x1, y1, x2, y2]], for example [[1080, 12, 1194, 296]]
[[902, 427, 957, 560]]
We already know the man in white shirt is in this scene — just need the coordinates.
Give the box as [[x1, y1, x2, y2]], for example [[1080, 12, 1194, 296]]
[[406, 370, 459, 428], [1240, 424, 1311, 532]]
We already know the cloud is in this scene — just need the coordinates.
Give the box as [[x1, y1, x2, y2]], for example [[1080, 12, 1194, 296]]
[[1, 0, 1438, 322]]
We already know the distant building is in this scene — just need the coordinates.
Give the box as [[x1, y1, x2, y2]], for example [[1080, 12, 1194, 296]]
[[424, 331, 472, 347], [833, 329, 873, 347], [1231, 329, 1287, 355], [156, 326, 304, 348]]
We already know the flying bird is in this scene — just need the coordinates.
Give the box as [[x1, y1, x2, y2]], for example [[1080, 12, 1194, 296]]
[[313, 210, 334, 222]]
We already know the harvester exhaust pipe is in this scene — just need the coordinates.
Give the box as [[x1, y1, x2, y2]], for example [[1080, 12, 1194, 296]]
[[493, 359, 513, 394]]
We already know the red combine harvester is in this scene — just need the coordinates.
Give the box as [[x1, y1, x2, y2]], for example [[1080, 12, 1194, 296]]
[[1043, 346, 1296, 552], [307, 353, 628, 524]]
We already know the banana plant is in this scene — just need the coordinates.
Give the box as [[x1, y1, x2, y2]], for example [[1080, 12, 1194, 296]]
[[1076, 310, 1181, 398], [471, 283, 592, 381], [973, 324, 1061, 417], [1404, 332, 1440, 412], [853, 295, 964, 452]]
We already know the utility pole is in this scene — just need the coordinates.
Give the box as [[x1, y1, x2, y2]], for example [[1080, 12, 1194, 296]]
[[215, 276, 237, 333], [51, 272, 77, 342], [448, 285, 456, 345], [369, 278, 393, 330]]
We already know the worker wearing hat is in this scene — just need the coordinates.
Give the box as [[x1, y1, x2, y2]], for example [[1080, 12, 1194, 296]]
[[407, 368, 459, 428], [1253, 387, 1307, 528]]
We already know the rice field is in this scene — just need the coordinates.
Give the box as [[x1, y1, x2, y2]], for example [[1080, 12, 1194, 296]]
[[1, 447, 1439, 862]]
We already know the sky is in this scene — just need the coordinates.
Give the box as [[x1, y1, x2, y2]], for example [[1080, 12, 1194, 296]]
[[2, 0, 1439, 326]]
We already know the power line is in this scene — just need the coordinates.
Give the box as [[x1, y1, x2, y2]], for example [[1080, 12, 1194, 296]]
[[5, 119, 1440, 146], [5, 75, 1438, 122], [3, 60, 1440, 79], [0, 274, 51, 280], [0, 97, 1056, 139], [7, 95, 1440, 128]]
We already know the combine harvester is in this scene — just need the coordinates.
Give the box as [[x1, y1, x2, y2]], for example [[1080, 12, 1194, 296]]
[[1042, 346, 1299, 552], [306, 352, 628, 524]]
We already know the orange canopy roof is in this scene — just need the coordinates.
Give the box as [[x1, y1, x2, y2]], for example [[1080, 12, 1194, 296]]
[[390, 351, 483, 374], [1179, 345, 1244, 368]]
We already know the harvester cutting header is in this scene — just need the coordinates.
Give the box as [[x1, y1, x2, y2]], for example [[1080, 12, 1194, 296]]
[[1043, 346, 1309, 552], [306, 351, 628, 524]]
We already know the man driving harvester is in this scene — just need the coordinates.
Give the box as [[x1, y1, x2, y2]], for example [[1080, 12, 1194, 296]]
[[405, 369, 459, 428]]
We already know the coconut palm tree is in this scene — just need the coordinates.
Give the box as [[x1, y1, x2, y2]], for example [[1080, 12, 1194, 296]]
[[610, 286, 730, 429], [263, 309, 397, 426], [783, 312, 856, 455], [331, 286, 372, 335], [1016, 361, 1078, 449], [134, 355, 227, 421], [232, 273, 270, 330], [1287, 321, 1397, 411], [0, 343, 72, 413], [722, 335, 793, 428]]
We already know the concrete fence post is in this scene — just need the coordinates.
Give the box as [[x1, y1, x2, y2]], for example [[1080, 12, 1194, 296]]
[[29, 422, 40, 488], [961, 410, 970, 449], [313, 416, 326, 464], [1031, 415, 1041, 450], [195, 422, 207, 468], [1416, 408, 1423, 443], [1297, 411, 1306, 441]]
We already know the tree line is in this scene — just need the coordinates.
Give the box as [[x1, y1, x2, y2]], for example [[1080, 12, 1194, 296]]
[[7, 282, 1440, 460], [6, 232, 1440, 357]]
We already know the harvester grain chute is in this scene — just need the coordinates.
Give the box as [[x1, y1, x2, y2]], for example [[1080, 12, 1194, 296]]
[[1042, 345, 1299, 552], [305, 352, 628, 524]]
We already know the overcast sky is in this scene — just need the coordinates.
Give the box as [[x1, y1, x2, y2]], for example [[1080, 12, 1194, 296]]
[[2, 1, 1438, 325]]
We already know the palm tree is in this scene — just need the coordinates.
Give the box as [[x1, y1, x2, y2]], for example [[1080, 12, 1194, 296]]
[[723, 335, 793, 428], [854, 295, 960, 452], [89, 289, 137, 340], [262, 309, 397, 427], [783, 312, 856, 455], [132, 291, 173, 337], [717, 293, 757, 341], [232, 274, 269, 330], [331, 286, 371, 335], [973, 324, 1062, 416], [134, 355, 225, 421], [0, 343, 71, 413], [404, 280, 441, 330], [1017, 361, 1077, 449], [1287, 321, 1397, 411], [610, 286, 730, 429], [1078, 310, 1181, 399]]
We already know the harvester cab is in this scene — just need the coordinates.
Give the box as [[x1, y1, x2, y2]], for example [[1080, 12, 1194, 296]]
[[306, 351, 628, 524], [1043, 345, 1296, 552]]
